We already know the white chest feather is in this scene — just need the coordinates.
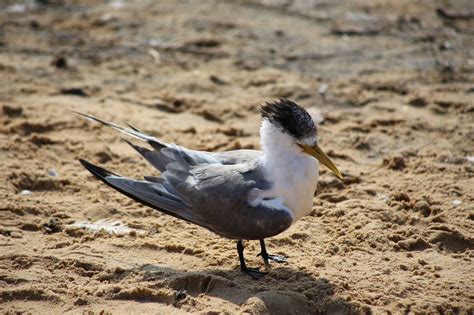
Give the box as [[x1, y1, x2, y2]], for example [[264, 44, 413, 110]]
[[264, 152, 319, 221], [258, 120, 320, 222]]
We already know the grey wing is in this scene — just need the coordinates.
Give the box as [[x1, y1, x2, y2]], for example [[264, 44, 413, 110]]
[[75, 112, 256, 173], [126, 140, 221, 173], [214, 150, 263, 165], [80, 159, 292, 240], [164, 161, 293, 240], [79, 159, 212, 228], [78, 113, 291, 239], [127, 145, 262, 173]]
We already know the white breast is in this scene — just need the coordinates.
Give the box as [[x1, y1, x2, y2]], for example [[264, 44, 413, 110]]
[[263, 152, 319, 221], [257, 120, 320, 222]]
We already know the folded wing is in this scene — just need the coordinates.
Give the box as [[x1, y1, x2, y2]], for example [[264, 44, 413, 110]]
[[78, 113, 293, 239], [80, 158, 293, 240]]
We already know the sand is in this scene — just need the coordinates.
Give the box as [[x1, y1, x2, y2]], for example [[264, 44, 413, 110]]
[[1, 0, 473, 314]]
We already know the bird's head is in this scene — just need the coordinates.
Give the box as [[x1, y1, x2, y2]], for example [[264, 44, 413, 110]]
[[260, 99, 342, 179]]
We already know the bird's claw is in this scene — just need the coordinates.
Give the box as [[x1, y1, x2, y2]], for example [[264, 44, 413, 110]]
[[257, 252, 287, 264], [267, 254, 287, 264], [241, 267, 268, 279]]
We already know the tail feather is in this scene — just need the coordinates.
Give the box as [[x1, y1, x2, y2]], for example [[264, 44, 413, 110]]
[[75, 112, 220, 173], [144, 175, 163, 183], [106, 177, 185, 210], [143, 175, 181, 197], [74, 111, 167, 151], [123, 138, 170, 172], [79, 159, 206, 226], [79, 158, 119, 179], [126, 123, 141, 132]]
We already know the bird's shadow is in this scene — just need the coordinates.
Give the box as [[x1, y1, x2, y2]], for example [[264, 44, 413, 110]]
[[112, 263, 363, 314]]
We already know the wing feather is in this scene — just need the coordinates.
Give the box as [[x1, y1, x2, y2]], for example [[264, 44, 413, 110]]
[[78, 114, 292, 240]]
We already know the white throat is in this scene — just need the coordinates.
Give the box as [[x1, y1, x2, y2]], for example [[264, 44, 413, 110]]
[[259, 120, 320, 222]]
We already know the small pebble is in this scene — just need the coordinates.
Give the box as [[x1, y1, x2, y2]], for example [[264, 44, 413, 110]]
[[51, 56, 67, 69], [452, 200, 462, 206], [47, 169, 59, 177], [318, 84, 329, 100], [43, 217, 62, 234]]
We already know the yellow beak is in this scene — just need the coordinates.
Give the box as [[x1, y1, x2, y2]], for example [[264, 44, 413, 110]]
[[300, 144, 343, 179]]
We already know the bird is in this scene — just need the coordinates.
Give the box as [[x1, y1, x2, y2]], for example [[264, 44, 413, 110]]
[[77, 98, 342, 278]]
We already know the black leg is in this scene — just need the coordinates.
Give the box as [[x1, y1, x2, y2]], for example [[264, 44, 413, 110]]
[[237, 240, 267, 279], [257, 239, 287, 264]]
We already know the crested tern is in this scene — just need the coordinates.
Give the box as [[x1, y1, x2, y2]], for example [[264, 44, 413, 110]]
[[78, 99, 343, 278]]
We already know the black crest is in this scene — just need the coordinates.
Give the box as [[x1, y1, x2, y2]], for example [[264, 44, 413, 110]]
[[260, 99, 317, 140]]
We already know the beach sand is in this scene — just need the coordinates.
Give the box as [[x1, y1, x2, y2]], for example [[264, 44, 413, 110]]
[[1, 0, 473, 313]]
